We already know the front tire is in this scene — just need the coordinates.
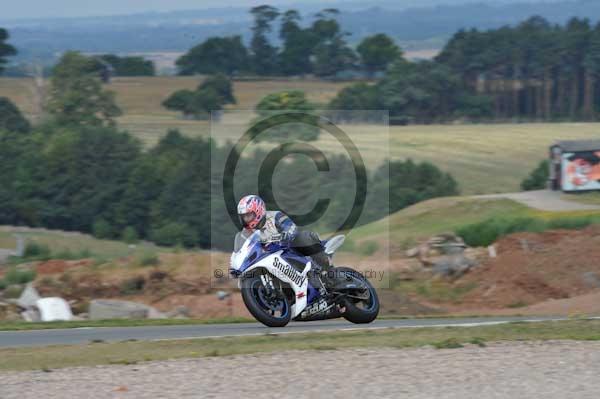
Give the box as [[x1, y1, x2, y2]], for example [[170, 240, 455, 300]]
[[335, 267, 379, 324], [241, 272, 292, 327]]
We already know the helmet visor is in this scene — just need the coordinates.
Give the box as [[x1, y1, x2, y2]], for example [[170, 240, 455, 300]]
[[240, 212, 256, 226]]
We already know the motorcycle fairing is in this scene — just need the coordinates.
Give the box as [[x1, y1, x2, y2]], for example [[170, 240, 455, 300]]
[[230, 232, 311, 317], [242, 252, 310, 318]]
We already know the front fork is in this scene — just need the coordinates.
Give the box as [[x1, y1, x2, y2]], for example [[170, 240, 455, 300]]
[[260, 273, 276, 294]]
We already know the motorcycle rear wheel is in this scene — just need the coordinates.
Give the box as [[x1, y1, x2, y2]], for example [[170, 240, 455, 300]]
[[335, 267, 380, 324]]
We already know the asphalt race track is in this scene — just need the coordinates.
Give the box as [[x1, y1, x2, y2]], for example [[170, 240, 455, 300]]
[[0, 316, 573, 348]]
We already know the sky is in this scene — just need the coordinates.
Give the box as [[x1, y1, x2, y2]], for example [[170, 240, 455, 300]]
[[2, 0, 546, 20]]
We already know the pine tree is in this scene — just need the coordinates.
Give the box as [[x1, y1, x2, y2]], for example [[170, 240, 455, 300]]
[[250, 5, 280, 75]]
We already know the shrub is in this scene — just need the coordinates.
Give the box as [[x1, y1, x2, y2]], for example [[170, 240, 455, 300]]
[[78, 248, 92, 258], [162, 75, 235, 119], [198, 74, 236, 104], [456, 215, 600, 247], [23, 242, 51, 259], [149, 270, 169, 281], [328, 82, 381, 112], [521, 160, 549, 191], [92, 218, 113, 239], [507, 300, 528, 308], [3, 267, 36, 285], [371, 159, 460, 219], [548, 216, 600, 230], [469, 337, 487, 347], [3, 284, 24, 298], [0, 97, 31, 133], [120, 276, 146, 295], [162, 89, 195, 115], [433, 338, 464, 349], [253, 91, 319, 142], [456, 217, 543, 247], [151, 222, 198, 247], [122, 226, 139, 244], [54, 249, 76, 260], [53, 248, 92, 260], [138, 252, 160, 267]]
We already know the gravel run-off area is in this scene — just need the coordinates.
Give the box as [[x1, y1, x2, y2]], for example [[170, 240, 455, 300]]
[[2, 341, 600, 399]]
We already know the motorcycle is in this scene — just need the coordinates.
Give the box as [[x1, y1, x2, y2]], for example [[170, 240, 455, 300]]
[[229, 231, 379, 327]]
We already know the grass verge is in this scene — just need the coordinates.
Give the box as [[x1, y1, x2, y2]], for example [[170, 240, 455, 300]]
[[0, 317, 254, 331], [564, 192, 600, 206], [0, 314, 514, 332], [0, 226, 166, 262], [457, 213, 600, 247], [1, 319, 599, 371], [348, 196, 600, 246]]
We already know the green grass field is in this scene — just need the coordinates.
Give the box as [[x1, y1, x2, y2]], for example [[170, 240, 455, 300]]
[[348, 196, 600, 246], [1, 319, 599, 371], [323, 122, 600, 194], [0, 76, 348, 145], [0, 226, 164, 261], [2, 76, 600, 194]]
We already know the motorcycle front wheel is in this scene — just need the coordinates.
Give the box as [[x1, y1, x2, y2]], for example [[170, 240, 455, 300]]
[[241, 272, 292, 327]]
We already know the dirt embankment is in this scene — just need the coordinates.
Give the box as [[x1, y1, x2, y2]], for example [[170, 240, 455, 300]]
[[29, 252, 252, 318], [450, 225, 600, 313], [10, 225, 600, 318]]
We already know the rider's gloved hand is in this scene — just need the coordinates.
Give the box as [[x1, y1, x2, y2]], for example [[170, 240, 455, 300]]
[[260, 232, 293, 245], [260, 233, 281, 244]]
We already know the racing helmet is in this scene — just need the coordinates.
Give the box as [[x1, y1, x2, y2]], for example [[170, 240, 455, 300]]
[[237, 195, 266, 229]]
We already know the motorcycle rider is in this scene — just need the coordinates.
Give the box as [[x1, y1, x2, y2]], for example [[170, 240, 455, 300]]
[[234, 194, 333, 287]]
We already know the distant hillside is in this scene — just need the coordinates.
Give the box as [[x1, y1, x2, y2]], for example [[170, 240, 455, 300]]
[[0, 0, 565, 22], [3, 0, 597, 63]]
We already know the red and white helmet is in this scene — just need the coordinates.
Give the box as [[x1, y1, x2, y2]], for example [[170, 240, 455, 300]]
[[237, 195, 266, 229]]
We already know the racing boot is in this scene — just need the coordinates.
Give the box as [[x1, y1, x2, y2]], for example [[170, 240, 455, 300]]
[[307, 266, 326, 293], [312, 252, 343, 290]]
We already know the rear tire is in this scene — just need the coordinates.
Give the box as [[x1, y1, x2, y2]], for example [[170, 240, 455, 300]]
[[241, 272, 292, 327], [335, 267, 379, 324]]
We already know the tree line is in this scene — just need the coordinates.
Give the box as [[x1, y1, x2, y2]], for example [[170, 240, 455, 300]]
[[176, 6, 401, 78], [0, 28, 154, 78], [0, 125, 458, 250], [8, 10, 600, 122], [440, 16, 600, 121], [96, 54, 155, 77], [8, 1, 600, 62], [331, 16, 600, 123], [0, 28, 16, 74]]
